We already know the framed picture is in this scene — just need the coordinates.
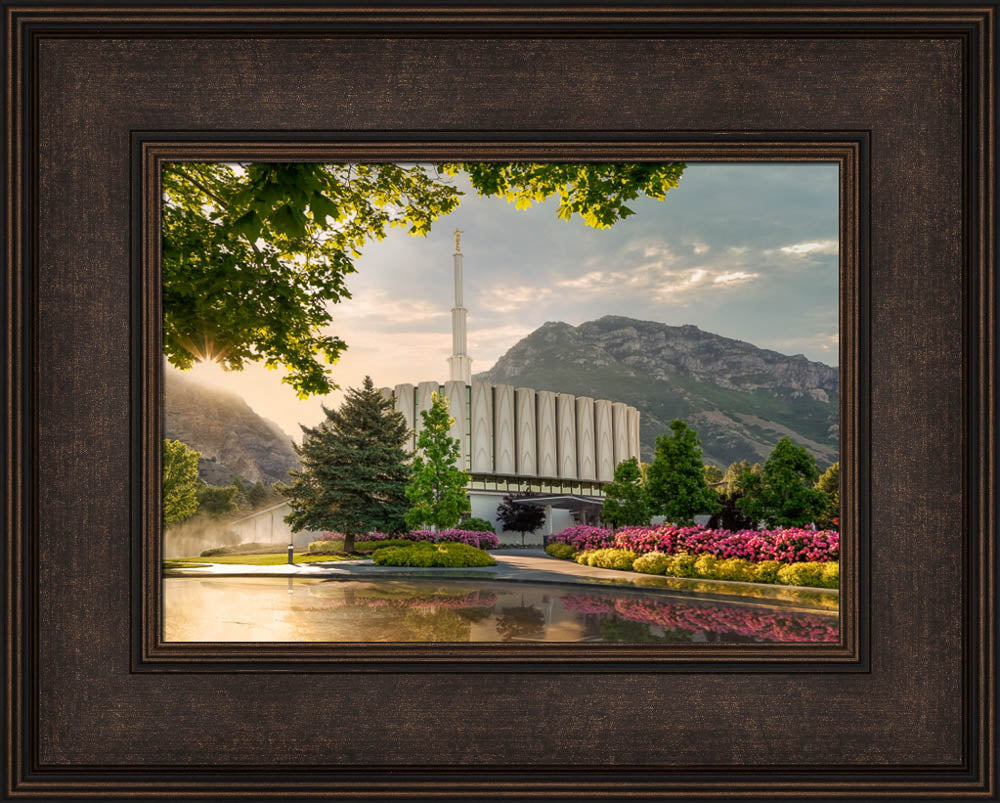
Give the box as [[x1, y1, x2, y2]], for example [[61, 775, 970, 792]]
[[4, 3, 996, 800]]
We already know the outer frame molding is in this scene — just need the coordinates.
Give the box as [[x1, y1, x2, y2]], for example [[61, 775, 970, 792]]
[[3, 3, 995, 800], [136, 136, 866, 671]]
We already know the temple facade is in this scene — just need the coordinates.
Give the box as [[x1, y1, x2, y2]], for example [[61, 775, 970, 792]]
[[379, 233, 641, 545]]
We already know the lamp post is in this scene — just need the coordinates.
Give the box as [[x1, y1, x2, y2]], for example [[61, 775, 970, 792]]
[[287, 541, 294, 565]]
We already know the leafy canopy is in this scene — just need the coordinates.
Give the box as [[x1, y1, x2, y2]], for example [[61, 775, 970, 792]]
[[163, 161, 686, 396], [601, 457, 651, 529], [404, 392, 470, 531], [280, 376, 411, 551], [162, 438, 201, 526], [735, 437, 830, 528], [644, 420, 720, 526]]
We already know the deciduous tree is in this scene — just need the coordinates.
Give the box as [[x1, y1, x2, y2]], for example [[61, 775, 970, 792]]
[[404, 393, 470, 531], [601, 457, 651, 529], [163, 162, 686, 396], [496, 493, 547, 547], [162, 439, 201, 526], [644, 420, 720, 526], [736, 438, 830, 528]]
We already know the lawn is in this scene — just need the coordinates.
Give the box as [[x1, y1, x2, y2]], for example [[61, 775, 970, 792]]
[[167, 553, 360, 567]]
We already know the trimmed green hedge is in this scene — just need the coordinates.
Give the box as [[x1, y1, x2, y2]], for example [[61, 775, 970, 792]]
[[307, 538, 413, 554], [456, 517, 496, 533], [372, 542, 496, 568]]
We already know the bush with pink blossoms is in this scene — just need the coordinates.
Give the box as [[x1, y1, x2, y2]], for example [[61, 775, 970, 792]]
[[551, 523, 838, 564], [547, 525, 615, 551]]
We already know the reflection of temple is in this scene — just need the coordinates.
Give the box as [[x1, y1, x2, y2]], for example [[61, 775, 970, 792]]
[[379, 233, 642, 545]]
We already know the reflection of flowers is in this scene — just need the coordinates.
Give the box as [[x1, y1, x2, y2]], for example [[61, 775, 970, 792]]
[[550, 524, 839, 564], [560, 593, 838, 643]]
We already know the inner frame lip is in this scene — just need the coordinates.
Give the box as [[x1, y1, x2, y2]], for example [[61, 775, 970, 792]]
[[133, 134, 868, 673]]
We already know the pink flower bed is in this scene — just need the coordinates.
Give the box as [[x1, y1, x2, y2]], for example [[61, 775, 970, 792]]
[[352, 529, 499, 550], [550, 524, 838, 564]]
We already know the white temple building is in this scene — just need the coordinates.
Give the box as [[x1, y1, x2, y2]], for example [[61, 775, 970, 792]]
[[379, 231, 642, 545]]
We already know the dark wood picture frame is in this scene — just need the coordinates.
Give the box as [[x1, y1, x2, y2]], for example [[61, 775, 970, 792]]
[[4, 3, 996, 799]]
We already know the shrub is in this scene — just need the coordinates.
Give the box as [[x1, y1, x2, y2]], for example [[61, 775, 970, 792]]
[[666, 552, 698, 578], [713, 558, 755, 582], [456, 517, 495, 533], [693, 554, 718, 579], [820, 561, 840, 589], [411, 529, 499, 550], [555, 523, 840, 564], [777, 562, 825, 588], [372, 542, 496, 568], [752, 560, 782, 584], [633, 551, 670, 575], [200, 546, 231, 557], [545, 542, 577, 560], [586, 548, 638, 571], [307, 540, 340, 553], [548, 525, 616, 552], [575, 550, 593, 566]]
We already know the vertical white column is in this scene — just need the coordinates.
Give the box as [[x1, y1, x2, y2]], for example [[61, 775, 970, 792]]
[[536, 390, 558, 478], [493, 384, 516, 475], [595, 399, 614, 482], [627, 407, 641, 461], [448, 241, 472, 384], [443, 379, 467, 469], [556, 393, 577, 479], [612, 402, 629, 467], [516, 387, 537, 476], [575, 396, 596, 480], [470, 381, 494, 473]]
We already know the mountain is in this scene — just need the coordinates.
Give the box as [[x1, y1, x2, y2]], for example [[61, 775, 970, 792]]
[[474, 315, 838, 468], [164, 369, 299, 486]]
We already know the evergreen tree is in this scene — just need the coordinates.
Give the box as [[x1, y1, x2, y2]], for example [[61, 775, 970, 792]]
[[404, 392, 469, 531], [644, 420, 720, 526], [196, 483, 239, 517], [814, 461, 840, 529], [601, 457, 651, 529], [735, 437, 830, 528], [247, 480, 270, 509], [162, 439, 201, 526], [496, 493, 547, 547], [282, 376, 411, 552]]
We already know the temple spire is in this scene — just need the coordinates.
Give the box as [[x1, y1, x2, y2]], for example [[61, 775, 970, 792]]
[[448, 230, 472, 383]]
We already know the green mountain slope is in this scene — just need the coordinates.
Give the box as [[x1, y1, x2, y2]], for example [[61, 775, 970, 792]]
[[474, 316, 838, 468]]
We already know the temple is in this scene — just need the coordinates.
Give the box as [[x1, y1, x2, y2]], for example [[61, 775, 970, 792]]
[[379, 233, 641, 545]]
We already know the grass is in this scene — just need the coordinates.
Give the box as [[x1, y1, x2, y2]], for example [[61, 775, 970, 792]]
[[168, 553, 359, 567]]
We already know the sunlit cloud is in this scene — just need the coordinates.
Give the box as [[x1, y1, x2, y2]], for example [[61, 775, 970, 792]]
[[713, 271, 758, 285], [779, 239, 838, 256]]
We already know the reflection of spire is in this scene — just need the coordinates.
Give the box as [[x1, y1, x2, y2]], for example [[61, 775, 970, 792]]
[[448, 230, 472, 384]]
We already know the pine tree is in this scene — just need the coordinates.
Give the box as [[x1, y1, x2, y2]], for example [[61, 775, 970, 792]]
[[162, 439, 201, 526], [644, 420, 720, 526], [281, 376, 411, 552], [601, 457, 650, 529], [735, 437, 830, 528], [404, 392, 469, 530]]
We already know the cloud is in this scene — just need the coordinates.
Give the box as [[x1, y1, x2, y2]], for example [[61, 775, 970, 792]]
[[779, 239, 838, 256], [478, 283, 553, 313], [713, 271, 758, 285]]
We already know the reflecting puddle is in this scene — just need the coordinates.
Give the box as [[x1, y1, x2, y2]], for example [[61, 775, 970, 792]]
[[164, 577, 839, 643]]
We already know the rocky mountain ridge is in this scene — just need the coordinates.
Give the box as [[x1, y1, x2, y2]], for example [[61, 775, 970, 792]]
[[475, 315, 838, 468], [164, 369, 299, 486]]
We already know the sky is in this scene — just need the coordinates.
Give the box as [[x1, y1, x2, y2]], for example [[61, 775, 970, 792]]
[[174, 162, 839, 439]]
